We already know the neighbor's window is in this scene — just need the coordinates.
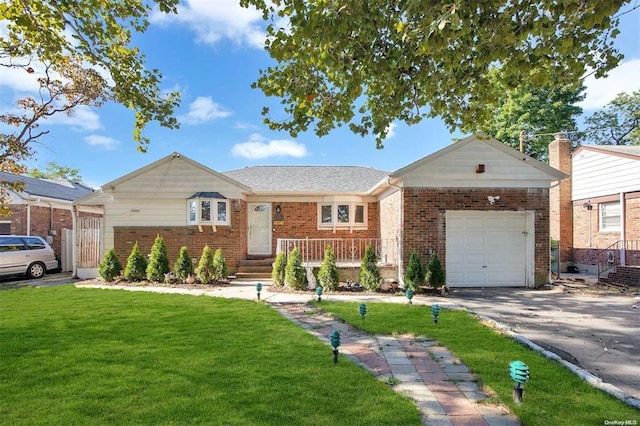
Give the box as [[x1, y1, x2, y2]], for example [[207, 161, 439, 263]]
[[599, 201, 620, 232], [187, 193, 229, 226], [0, 221, 10, 235], [318, 203, 367, 228]]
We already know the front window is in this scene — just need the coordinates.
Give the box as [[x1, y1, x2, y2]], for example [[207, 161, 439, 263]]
[[599, 201, 620, 232], [187, 192, 229, 226], [318, 203, 367, 229]]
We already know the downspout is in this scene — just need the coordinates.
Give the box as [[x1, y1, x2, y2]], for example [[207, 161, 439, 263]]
[[386, 177, 403, 284], [620, 192, 626, 266], [26, 204, 31, 235], [72, 205, 78, 278]]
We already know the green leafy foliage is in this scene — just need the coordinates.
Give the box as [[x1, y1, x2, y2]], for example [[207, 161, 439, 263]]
[[403, 251, 425, 292], [28, 162, 83, 183], [425, 253, 446, 288], [98, 248, 122, 282], [317, 246, 339, 291], [271, 252, 286, 287], [584, 91, 640, 145], [174, 246, 194, 283], [244, 0, 626, 147], [195, 245, 215, 284], [359, 245, 380, 291], [284, 247, 306, 290], [212, 248, 228, 282], [124, 242, 147, 282], [146, 235, 170, 282]]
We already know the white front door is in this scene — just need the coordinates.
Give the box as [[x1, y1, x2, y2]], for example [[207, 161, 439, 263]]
[[248, 203, 272, 255]]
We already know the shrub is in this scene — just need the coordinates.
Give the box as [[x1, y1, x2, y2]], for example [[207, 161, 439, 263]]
[[146, 235, 170, 282], [195, 245, 215, 284], [213, 248, 228, 281], [98, 248, 122, 282], [359, 244, 381, 291], [271, 252, 286, 287], [284, 247, 306, 290], [317, 246, 339, 291], [174, 246, 194, 283], [124, 242, 148, 282], [426, 252, 446, 288], [404, 251, 425, 292]]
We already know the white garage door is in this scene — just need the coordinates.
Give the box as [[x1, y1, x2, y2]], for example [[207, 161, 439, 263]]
[[446, 211, 527, 287]]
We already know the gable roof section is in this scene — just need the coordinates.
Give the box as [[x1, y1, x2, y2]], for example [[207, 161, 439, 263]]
[[0, 172, 94, 202], [389, 133, 566, 187], [223, 166, 389, 194], [574, 144, 640, 161]]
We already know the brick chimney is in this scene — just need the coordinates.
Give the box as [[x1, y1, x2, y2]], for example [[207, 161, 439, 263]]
[[549, 134, 573, 272]]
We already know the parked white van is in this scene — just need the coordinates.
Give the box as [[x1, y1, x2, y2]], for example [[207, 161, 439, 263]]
[[0, 235, 59, 279]]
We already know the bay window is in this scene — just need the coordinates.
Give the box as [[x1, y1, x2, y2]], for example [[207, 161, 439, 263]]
[[318, 202, 367, 229], [187, 192, 229, 226]]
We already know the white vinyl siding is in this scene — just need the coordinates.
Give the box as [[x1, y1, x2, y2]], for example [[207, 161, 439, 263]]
[[573, 149, 640, 200], [599, 201, 621, 232]]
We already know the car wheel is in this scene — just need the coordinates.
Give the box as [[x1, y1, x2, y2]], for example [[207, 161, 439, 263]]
[[27, 262, 46, 279]]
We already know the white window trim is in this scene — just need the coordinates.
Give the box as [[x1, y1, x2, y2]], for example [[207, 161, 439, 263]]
[[599, 201, 620, 232], [317, 202, 367, 231], [187, 198, 230, 226]]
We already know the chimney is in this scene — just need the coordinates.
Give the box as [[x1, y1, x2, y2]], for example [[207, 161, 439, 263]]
[[549, 133, 573, 273]]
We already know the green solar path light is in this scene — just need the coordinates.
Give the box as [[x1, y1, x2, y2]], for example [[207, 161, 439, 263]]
[[509, 360, 530, 404], [316, 285, 323, 302], [330, 330, 341, 364], [256, 282, 262, 300], [405, 288, 414, 305], [432, 304, 441, 324], [359, 303, 367, 320]]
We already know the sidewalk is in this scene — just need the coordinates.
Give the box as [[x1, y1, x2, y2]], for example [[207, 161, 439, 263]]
[[78, 280, 520, 425]]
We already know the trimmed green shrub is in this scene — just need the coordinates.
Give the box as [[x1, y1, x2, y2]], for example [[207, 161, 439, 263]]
[[404, 251, 425, 292], [146, 235, 170, 282], [317, 245, 339, 291], [284, 247, 306, 290], [426, 252, 446, 288], [174, 246, 194, 283], [124, 242, 147, 282], [98, 248, 122, 282], [195, 245, 215, 284], [271, 252, 286, 287], [213, 248, 228, 281], [359, 244, 381, 291]]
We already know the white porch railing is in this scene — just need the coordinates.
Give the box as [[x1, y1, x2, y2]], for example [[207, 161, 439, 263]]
[[276, 238, 397, 267]]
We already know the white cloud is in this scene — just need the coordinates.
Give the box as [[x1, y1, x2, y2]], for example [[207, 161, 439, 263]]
[[579, 59, 640, 110], [180, 96, 232, 125], [46, 106, 102, 131], [152, 0, 266, 48], [386, 122, 397, 139], [84, 135, 119, 150], [231, 133, 307, 159]]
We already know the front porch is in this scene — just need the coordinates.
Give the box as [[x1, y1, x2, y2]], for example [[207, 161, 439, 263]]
[[275, 238, 398, 267]]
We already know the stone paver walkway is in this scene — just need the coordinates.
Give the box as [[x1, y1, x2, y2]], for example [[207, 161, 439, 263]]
[[273, 302, 520, 426]]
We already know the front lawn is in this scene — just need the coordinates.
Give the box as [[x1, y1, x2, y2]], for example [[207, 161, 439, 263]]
[[0, 286, 420, 425], [314, 301, 640, 426]]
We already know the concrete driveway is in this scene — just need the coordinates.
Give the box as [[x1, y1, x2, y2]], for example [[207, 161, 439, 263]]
[[447, 285, 640, 400]]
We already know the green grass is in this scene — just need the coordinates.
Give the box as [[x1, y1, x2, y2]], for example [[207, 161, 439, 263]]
[[0, 286, 421, 425], [314, 301, 640, 425]]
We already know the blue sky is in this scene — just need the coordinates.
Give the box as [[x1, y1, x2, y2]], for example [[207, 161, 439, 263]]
[[1, 2, 639, 188]]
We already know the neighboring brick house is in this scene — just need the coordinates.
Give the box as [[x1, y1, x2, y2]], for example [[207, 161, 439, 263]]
[[549, 137, 640, 277], [0, 172, 102, 271], [74, 133, 565, 287]]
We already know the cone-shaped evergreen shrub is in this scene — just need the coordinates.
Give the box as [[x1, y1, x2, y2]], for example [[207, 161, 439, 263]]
[[213, 248, 228, 281], [271, 252, 286, 287], [426, 252, 446, 288], [124, 242, 147, 282], [284, 247, 306, 290], [98, 248, 122, 282], [174, 246, 194, 283], [404, 251, 425, 292], [146, 235, 170, 282], [359, 244, 381, 291], [195, 244, 215, 284], [317, 245, 339, 291]]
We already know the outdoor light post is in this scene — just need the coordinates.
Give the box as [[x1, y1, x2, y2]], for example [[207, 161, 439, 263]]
[[256, 282, 262, 300], [405, 289, 414, 305], [359, 303, 367, 320], [509, 360, 530, 404], [432, 304, 440, 324], [316, 285, 323, 302], [330, 330, 341, 364]]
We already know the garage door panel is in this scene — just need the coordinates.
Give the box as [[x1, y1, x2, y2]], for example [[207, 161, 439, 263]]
[[465, 253, 485, 265]]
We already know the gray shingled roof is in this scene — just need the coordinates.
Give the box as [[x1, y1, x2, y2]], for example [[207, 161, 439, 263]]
[[223, 166, 389, 193], [0, 172, 94, 201]]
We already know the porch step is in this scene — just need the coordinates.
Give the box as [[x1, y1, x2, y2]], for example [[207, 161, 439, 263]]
[[235, 272, 273, 279], [236, 258, 274, 279], [601, 266, 640, 287]]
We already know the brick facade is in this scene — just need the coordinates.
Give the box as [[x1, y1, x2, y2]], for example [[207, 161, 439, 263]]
[[402, 187, 550, 287], [548, 136, 573, 268]]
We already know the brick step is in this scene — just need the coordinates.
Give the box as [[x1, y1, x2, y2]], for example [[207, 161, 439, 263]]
[[238, 258, 275, 267], [236, 265, 273, 273], [235, 271, 273, 279], [603, 266, 640, 287]]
